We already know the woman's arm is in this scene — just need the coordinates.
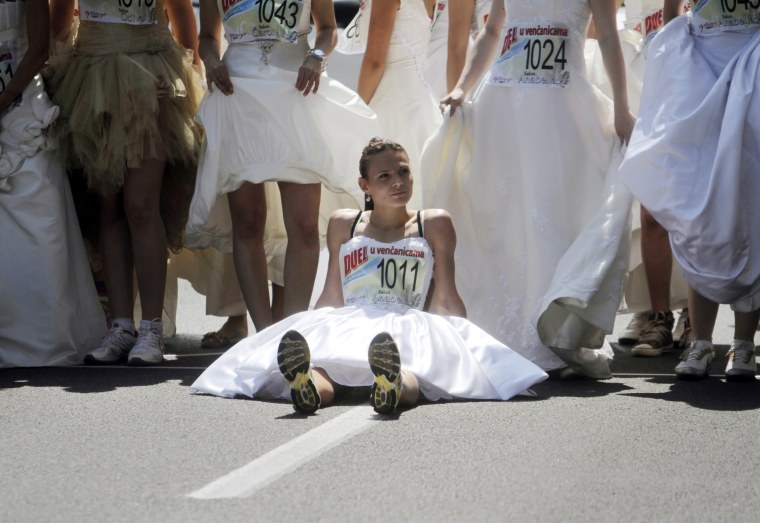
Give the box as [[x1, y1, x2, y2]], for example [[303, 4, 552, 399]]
[[357, 0, 400, 104], [315, 210, 355, 309], [199, 0, 233, 94], [589, 0, 635, 144], [296, 0, 338, 96], [663, 0, 684, 24], [0, 0, 49, 114], [165, 0, 201, 64], [49, 0, 75, 41], [440, 0, 504, 115], [424, 210, 467, 318], [445, 0, 476, 93]]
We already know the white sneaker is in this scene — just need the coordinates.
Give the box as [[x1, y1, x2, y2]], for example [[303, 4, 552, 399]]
[[725, 340, 757, 382], [618, 311, 650, 344], [84, 326, 137, 364], [128, 327, 164, 366], [675, 340, 714, 380]]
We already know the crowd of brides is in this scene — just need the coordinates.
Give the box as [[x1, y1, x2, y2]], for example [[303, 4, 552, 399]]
[[1, 0, 758, 413]]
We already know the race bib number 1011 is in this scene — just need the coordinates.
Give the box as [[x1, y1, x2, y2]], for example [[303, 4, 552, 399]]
[[489, 24, 570, 88]]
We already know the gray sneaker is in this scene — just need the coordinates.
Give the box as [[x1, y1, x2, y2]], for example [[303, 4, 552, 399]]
[[618, 311, 650, 344], [725, 340, 757, 382], [84, 326, 137, 364], [128, 328, 164, 366], [675, 340, 714, 380]]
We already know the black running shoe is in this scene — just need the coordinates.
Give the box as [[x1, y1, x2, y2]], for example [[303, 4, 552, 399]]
[[367, 332, 403, 414], [277, 331, 320, 414]]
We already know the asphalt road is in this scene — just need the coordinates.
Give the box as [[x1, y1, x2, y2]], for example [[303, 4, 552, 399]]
[[2, 281, 759, 523]]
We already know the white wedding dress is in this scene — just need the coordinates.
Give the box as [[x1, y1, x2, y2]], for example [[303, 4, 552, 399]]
[[422, 0, 631, 374]]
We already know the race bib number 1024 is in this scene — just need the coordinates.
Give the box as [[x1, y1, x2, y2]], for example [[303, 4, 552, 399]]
[[489, 24, 570, 88]]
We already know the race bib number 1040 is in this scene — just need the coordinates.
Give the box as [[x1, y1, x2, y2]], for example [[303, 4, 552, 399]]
[[78, 0, 158, 25], [690, 0, 760, 32], [489, 24, 570, 88]]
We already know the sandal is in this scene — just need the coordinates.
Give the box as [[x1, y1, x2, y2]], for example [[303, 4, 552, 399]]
[[201, 331, 244, 349]]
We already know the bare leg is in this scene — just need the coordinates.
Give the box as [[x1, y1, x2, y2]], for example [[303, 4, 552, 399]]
[[99, 193, 135, 320], [641, 206, 672, 313], [312, 368, 337, 406], [271, 283, 285, 323], [399, 371, 420, 406], [688, 287, 720, 341], [123, 155, 168, 321], [278, 182, 321, 317], [228, 182, 273, 331], [734, 309, 760, 342], [219, 314, 248, 337]]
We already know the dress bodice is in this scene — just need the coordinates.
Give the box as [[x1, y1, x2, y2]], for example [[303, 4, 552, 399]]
[[0, 0, 26, 48], [337, 0, 432, 65], [503, 0, 591, 39], [339, 234, 434, 312], [624, 0, 667, 37]]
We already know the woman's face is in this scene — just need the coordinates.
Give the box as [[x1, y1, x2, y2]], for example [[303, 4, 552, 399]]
[[360, 149, 414, 208]]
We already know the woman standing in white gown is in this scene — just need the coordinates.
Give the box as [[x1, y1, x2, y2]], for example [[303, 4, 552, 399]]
[[340, 0, 442, 208], [0, 0, 106, 367], [427, 0, 635, 378], [619, 0, 760, 380], [191, 138, 547, 412], [185, 0, 378, 331]]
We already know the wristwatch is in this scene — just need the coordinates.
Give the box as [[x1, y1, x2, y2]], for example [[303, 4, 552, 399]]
[[306, 48, 327, 62]]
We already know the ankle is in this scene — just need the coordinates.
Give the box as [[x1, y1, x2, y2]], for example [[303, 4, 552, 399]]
[[112, 317, 136, 334]]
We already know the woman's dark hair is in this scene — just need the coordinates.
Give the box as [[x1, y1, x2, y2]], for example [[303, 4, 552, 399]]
[[359, 138, 408, 210], [358, 137, 407, 179]]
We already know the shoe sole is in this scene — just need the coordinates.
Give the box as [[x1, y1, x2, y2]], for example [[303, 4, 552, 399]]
[[277, 331, 320, 414], [631, 344, 673, 357], [127, 355, 163, 366], [725, 372, 756, 382], [368, 332, 402, 414], [617, 336, 639, 345], [675, 365, 711, 381], [84, 354, 128, 365]]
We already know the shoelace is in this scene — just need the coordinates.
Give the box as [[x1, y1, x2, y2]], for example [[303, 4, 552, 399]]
[[134, 328, 163, 353], [680, 344, 712, 362], [730, 346, 754, 364], [104, 326, 136, 351]]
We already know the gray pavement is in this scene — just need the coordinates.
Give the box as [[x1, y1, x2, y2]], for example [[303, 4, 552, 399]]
[[2, 282, 759, 523]]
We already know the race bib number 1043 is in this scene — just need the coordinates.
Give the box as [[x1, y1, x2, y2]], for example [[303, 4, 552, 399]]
[[220, 0, 304, 43], [690, 0, 760, 32], [489, 24, 570, 88]]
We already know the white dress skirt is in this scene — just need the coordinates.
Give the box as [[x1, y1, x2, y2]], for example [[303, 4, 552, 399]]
[[0, 76, 106, 367], [422, 0, 632, 373], [192, 231, 548, 401], [585, 0, 690, 314], [185, 40, 378, 257], [619, 13, 760, 311]]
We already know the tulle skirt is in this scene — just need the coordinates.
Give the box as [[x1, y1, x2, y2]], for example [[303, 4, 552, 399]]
[[46, 21, 202, 251]]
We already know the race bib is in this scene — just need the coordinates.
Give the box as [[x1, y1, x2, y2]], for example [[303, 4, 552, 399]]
[[0, 35, 20, 99], [489, 24, 570, 88], [341, 244, 430, 310], [337, 0, 369, 54], [78, 0, 158, 25], [219, 0, 306, 43], [690, 0, 760, 33]]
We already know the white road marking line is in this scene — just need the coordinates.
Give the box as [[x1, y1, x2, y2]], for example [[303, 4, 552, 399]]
[[188, 405, 377, 499]]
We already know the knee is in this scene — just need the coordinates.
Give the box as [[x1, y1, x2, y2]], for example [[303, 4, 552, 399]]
[[123, 194, 160, 230], [286, 216, 319, 247], [640, 207, 665, 233], [232, 208, 267, 242]]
